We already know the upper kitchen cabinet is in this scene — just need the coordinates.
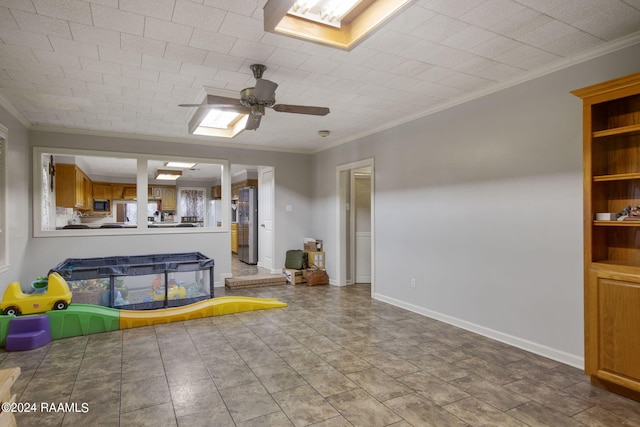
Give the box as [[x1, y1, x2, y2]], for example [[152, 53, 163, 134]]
[[150, 186, 177, 210], [161, 187, 176, 210], [92, 183, 112, 200], [572, 71, 640, 399], [211, 185, 221, 199], [122, 186, 137, 200], [56, 164, 92, 210], [231, 179, 258, 200]]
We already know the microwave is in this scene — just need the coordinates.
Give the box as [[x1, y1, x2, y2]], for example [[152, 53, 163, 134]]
[[93, 199, 110, 212]]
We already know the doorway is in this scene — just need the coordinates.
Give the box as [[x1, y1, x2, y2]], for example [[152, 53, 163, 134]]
[[336, 159, 374, 296], [230, 164, 275, 277]]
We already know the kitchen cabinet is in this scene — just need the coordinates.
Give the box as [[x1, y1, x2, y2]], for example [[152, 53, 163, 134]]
[[232, 179, 257, 200], [92, 183, 112, 200], [150, 186, 177, 210], [161, 187, 176, 210], [572, 71, 640, 399], [112, 185, 124, 199], [56, 164, 92, 210], [231, 223, 238, 254], [123, 186, 136, 199], [211, 185, 221, 199], [152, 187, 163, 200]]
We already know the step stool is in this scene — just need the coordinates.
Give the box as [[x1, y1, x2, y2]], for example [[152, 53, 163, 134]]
[[5, 315, 52, 351]]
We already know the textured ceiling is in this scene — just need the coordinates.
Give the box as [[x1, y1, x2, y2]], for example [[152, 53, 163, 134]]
[[1, 0, 640, 153]]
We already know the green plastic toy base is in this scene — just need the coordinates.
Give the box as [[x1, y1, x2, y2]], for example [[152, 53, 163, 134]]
[[46, 304, 120, 340], [0, 314, 16, 347]]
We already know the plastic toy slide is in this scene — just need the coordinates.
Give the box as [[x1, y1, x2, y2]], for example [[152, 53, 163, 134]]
[[1, 296, 287, 343]]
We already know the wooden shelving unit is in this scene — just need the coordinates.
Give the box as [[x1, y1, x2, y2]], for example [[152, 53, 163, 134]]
[[572, 72, 640, 400]]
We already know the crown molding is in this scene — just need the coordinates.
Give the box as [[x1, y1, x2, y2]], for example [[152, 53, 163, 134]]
[[0, 93, 31, 128]]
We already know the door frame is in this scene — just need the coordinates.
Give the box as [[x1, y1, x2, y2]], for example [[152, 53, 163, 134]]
[[336, 158, 375, 297]]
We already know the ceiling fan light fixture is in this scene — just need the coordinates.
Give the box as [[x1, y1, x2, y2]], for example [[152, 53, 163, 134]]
[[188, 103, 248, 139], [264, 0, 415, 50], [155, 169, 182, 180]]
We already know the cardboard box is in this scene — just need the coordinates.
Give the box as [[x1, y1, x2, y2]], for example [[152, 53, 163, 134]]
[[304, 251, 325, 269], [303, 239, 323, 251], [283, 268, 306, 284]]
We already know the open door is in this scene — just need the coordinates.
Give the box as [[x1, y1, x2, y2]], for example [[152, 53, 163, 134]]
[[259, 167, 275, 272]]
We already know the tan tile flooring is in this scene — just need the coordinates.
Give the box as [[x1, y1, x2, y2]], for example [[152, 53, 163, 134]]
[[3, 283, 640, 426], [231, 254, 260, 277]]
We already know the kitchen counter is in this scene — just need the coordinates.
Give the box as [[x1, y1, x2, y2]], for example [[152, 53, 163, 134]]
[[56, 222, 202, 229]]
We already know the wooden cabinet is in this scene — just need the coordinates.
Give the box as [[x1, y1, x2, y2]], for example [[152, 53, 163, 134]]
[[149, 186, 176, 210], [161, 187, 176, 210], [152, 187, 163, 200], [92, 183, 112, 199], [55, 164, 92, 210], [112, 185, 124, 199], [232, 179, 257, 200], [573, 72, 640, 397], [211, 185, 221, 199], [123, 186, 136, 199], [231, 223, 238, 254]]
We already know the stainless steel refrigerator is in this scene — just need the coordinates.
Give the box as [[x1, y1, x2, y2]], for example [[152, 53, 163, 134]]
[[237, 186, 258, 264]]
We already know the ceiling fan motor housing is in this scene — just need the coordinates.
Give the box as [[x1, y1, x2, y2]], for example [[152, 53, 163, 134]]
[[240, 87, 276, 109]]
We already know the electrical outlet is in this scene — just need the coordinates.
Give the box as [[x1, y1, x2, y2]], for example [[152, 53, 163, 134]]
[[411, 278, 416, 288]]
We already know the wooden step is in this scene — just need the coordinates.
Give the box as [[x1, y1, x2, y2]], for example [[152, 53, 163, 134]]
[[225, 274, 287, 289]]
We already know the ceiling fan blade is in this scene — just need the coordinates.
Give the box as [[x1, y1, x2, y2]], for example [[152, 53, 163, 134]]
[[254, 79, 278, 101], [245, 113, 262, 130], [272, 104, 330, 116]]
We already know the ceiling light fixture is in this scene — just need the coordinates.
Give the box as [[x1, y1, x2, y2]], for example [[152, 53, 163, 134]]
[[164, 161, 197, 168], [264, 0, 415, 50], [187, 94, 248, 138], [155, 169, 182, 180]]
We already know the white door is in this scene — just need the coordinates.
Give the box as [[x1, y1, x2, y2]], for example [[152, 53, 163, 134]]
[[259, 167, 275, 272]]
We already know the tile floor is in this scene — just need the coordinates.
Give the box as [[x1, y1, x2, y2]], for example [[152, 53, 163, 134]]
[[3, 283, 640, 426], [231, 254, 260, 277]]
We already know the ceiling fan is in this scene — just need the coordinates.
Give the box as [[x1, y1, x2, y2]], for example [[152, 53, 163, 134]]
[[179, 64, 330, 130]]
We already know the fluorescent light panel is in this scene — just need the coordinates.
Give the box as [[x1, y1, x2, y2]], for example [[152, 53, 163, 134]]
[[164, 161, 197, 168], [264, 0, 415, 51], [201, 109, 241, 129], [155, 169, 182, 180], [187, 94, 249, 139]]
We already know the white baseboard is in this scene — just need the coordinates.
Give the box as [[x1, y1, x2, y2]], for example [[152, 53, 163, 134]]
[[374, 292, 584, 369], [329, 279, 347, 286]]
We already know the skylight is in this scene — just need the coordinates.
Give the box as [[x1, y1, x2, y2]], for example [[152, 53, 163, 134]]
[[264, 0, 414, 51]]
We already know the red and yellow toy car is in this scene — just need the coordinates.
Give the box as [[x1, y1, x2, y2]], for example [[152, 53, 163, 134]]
[[1, 272, 72, 316]]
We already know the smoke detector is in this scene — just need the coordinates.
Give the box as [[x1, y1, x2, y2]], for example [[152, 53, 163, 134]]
[[318, 130, 330, 137]]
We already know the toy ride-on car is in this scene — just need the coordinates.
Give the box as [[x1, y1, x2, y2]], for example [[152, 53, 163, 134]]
[[1, 272, 72, 316]]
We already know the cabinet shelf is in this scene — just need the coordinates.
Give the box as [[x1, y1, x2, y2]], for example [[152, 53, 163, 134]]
[[593, 123, 640, 138], [593, 220, 640, 226], [593, 259, 640, 268], [593, 172, 640, 182]]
